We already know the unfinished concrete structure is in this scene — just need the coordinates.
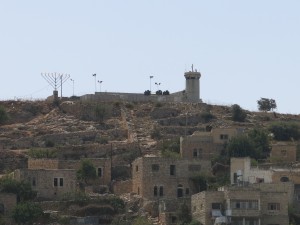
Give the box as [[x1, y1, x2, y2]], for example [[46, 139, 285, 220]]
[[180, 128, 243, 160], [192, 183, 292, 225], [132, 156, 211, 200]]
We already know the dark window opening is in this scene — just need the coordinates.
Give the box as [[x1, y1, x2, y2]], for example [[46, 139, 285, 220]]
[[154, 186, 158, 197], [185, 188, 190, 195], [54, 178, 58, 187], [159, 186, 164, 197], [280, 176, 289, 182], [170, 165, 176, 176], [212, 203, 222, 210], [136, 165, 138, 172], [177, 184, 183, 198], [32, 177, 36, 186], [97, 168, 102, 177], [59, 178, 64, 187]]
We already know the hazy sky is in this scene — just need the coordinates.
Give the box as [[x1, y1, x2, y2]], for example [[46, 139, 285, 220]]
[[0, 1, 299, 114]]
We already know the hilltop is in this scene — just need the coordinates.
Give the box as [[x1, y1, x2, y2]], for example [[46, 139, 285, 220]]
[[0, 99, 300, 174]]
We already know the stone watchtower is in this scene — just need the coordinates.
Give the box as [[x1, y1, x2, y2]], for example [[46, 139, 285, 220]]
[[184, 65, 201, 102]]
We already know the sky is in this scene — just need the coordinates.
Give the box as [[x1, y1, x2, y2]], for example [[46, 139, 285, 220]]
[[0, 1, 300, 114]]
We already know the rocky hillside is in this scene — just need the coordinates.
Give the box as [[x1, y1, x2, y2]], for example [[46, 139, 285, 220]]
[[0, 99, 299, 173]]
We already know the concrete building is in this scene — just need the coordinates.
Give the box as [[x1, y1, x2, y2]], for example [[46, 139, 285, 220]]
[[180, 128, 243, 160], [184, 66, 201, 102], [132, 156, 211, 201], [192, 183, 292, 225]]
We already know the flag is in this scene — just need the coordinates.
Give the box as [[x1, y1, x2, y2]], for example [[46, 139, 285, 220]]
[[150, 76, 154, 78], [93, 74, 96, 76]]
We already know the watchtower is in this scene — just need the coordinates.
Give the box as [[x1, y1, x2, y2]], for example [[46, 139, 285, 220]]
[[184, 65, 201, 102]]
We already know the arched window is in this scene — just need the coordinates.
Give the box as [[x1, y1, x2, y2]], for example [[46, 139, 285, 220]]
[[280, 176, 289, 182], [177, 184, 183, 198]]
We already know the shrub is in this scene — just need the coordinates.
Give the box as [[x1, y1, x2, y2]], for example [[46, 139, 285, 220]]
[[0, 106, 8, 124], [200, 112, 215, 122], [144, 90, 151, 96], [125, 103, 134, 109], [12, 202, 43, 225], [151, 127, 162, 140], [268, 122, 300, 141], [231, 104, 247, 122]]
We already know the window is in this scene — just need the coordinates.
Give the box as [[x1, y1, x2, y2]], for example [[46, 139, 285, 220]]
[[268, 203, 280, 210], [170, 165, 176, 176], [193, 149, 198, 157], [281, 150, 287, 157], [54, 178, 64, 187], [220, 134, 229, 140], [231, 200, 258, 210], [32, 177, 36, 186], [152, 164, 159, 172], [97, 168, 103, 177], [54, 178, 58, 187], [212, 203, 222, 210], [280, 176, 289, 182], [159, 186, 164, 197], [154, 186, 158, 197], [135, 165, 138, 172], [177, 184, 183, 198]]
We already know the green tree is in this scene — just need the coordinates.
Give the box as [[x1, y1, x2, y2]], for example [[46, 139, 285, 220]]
[[12, 202, 43, 225], [268, 122, 300, 141], [0, 106, 8, 125], [226, 135, 256, 159], [0, 178, 36, 202], [248, 128, 270, 159], [231, 104, 247, 122], [257, 98, 277, 112], [156, 90, 162, 95], [76, 159, 97, 184], [144, 90, 151, 96], [132, 217, 152, 225]]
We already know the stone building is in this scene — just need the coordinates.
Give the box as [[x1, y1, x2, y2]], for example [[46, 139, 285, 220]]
[[132, 156, 211, 201], [28, 158, 111, 186], [270, 142, 297, 163], [13, 169, 77, 200], [180, 128, 243, 160], [191, 183, 292, 225]]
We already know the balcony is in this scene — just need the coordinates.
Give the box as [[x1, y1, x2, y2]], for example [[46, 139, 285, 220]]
[[229, 209, 260, 217]]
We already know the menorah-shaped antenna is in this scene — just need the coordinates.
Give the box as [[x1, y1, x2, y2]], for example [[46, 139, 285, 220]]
[[41, 72, 70, 99]]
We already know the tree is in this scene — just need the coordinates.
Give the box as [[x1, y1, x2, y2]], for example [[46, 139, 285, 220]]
[[248, 128, 271, 159], [156, 90, 162, 95], [226, 135, 257, 159], [257, 98, 277, 112], [231, 104, 247, 122], [268, 122, 300, 141], [12, 202, 43, 225], [0, 106, 8, 125], [76, 159, 97, 184], [163, 90, 170, 95], [0, 178, 36, 202], [144, 90, 151, 96]]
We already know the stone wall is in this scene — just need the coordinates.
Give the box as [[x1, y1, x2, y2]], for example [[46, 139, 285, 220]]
[[192, 191, 224, 225], [112, 180, 132, 195], [0, 193, 17, 216]]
